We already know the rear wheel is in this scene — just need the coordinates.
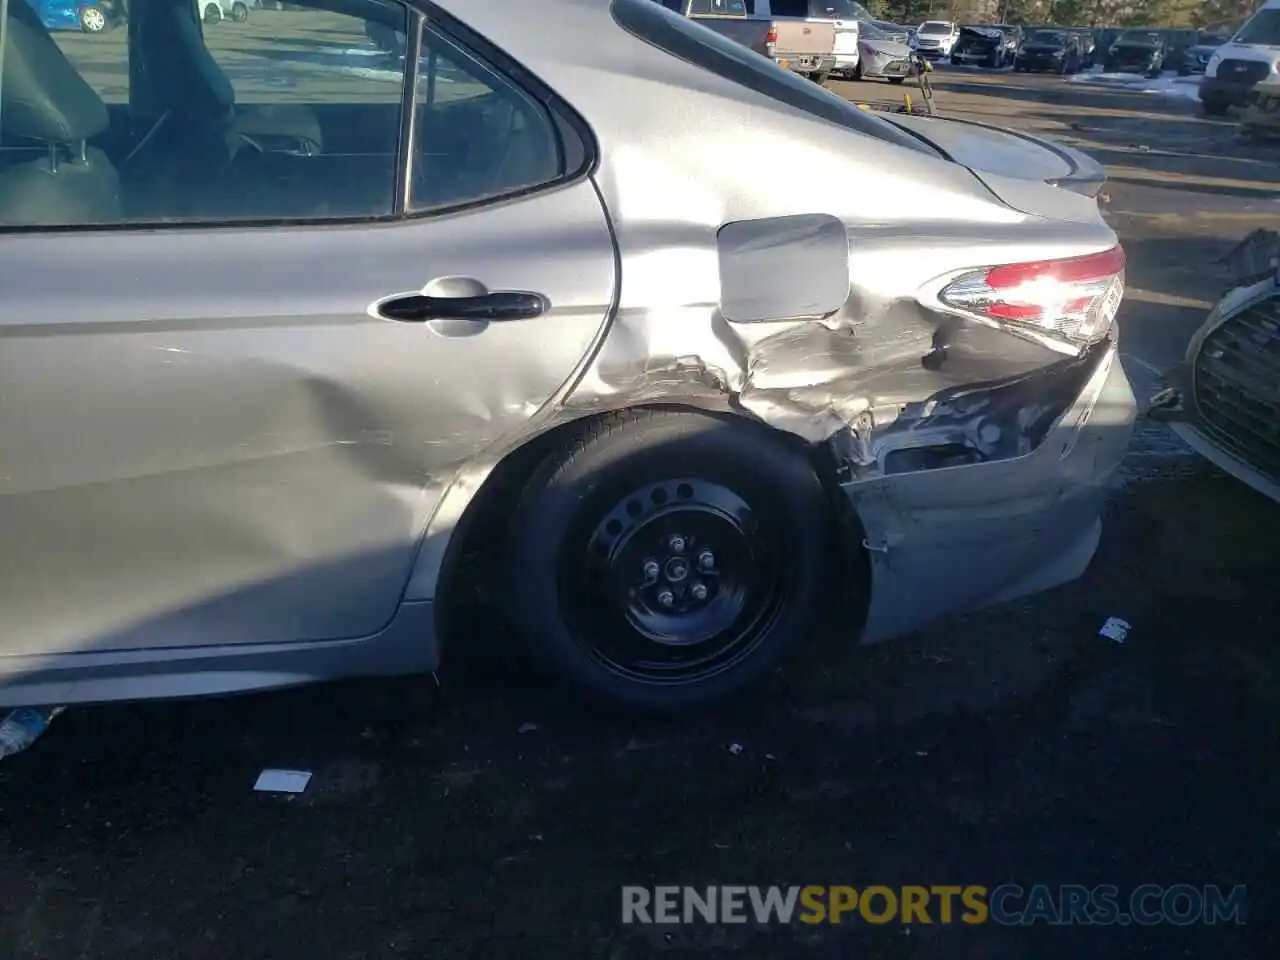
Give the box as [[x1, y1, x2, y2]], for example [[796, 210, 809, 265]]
[[78, 4, 107, 31], [809, 70, 830, 87], [888, 76, 905, 84], [203, 2, 222, 23], [231, 1, 249, 21], [1202, 94, 1230, 117], [505, 410, 833, 714]]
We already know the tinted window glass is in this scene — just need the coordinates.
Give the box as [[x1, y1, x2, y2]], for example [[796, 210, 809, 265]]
[[1236, 9, 1280, 45], [410, 20, 564, 212], [770, 0, 809, 17], [610, 0, 934, 156], [0, 0, 407, 226], [688, 0, 747, 13]]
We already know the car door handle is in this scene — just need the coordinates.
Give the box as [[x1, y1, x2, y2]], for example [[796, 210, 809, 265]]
[[377, 291, 548, 323]]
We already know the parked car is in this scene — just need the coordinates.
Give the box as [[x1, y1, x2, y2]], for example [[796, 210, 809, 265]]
[[1178, 32, 1231, 76], [951, 24, 1021, 69], [1199, 0, 1280, 116], [18, 0, 122, 32], [0, 0, 1134, 714], [200, 0, 250, 22], [1104, 30, 1165, 77], [870, 18, 909, 45], [910, 19, 959, 59], [851, 17, 912, 82], [1093, 26, 1122, 54], [1150, 230, 1280, 505], [1158, 27, 1199, 72], [769, 0, 871, 82], [672, 0, 838, 84], [1015, 29, 1081, 74]]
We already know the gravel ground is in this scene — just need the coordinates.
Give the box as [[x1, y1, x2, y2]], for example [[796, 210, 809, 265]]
[[2, 57, 1279, 960]]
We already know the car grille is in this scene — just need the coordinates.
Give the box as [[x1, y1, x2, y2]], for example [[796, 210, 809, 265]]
[[1218, 59, 1271, 84], [1193, 293, 1280, 482], [917, 38, 940, 47]]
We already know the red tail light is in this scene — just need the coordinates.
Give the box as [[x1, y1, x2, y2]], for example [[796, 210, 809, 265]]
[[766, 25, 779, 45], [936, 245, 1126, 355]]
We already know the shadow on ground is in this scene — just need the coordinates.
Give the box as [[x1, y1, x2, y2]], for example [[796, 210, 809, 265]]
[[1, 465, 1278, 959]]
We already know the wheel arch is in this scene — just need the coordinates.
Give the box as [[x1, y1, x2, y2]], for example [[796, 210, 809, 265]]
[[416, 402, 871, 648]]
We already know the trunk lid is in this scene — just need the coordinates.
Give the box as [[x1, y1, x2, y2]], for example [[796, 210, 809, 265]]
[[880, 114, 1107, 200]]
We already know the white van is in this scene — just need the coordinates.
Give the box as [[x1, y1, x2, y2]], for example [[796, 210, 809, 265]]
[[1200, 0, 1280, 115]]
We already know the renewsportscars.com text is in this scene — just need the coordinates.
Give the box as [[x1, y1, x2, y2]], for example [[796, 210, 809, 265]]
[[621, 884, 1247, 926]]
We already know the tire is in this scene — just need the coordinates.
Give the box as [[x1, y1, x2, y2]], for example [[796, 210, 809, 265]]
[[1202, 95, 1230, 117], [504, 410, 833, 714], [887, 76, 905, 84], [231, 1, 249, 21], [78, 4, 107, 31], [203, 3, 222, 23], [852, 60, 863, 81], [809, 70, 830, 87]]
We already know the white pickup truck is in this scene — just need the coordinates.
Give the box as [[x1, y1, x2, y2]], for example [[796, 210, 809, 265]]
[[667, 0, 837, 84]]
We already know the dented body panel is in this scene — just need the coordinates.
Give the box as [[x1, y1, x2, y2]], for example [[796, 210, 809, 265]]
[[0, 0, 1136, 708]]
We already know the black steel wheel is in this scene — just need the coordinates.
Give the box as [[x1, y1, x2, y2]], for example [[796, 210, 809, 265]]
[[505, 410, 833, 713]]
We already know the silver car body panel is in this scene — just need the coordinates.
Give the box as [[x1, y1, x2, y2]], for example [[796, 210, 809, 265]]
[[882, 114, 1108, 196], [0, 0, 1134, 706]]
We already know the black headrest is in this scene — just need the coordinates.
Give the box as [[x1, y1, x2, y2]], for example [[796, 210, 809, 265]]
[[139, 0, 235, 119], [2, 8, 109, 144]]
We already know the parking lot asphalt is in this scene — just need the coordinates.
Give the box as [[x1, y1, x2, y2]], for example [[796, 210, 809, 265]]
[[2, 60, 1280, 960]]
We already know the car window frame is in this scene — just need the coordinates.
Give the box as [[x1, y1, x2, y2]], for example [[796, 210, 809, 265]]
[[0, 0, 596, 235]]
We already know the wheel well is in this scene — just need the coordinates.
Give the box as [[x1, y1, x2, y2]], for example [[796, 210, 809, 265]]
[[433, 405, 872, 652]]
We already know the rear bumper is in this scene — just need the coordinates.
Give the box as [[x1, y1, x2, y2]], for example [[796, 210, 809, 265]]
[[1017, 56, 1065, 71], [844, 342, 1135, 644], [778, 54, 837, 75]]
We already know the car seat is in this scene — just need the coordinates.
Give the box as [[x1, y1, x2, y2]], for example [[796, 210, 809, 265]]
[[0, 3, 123, 226]]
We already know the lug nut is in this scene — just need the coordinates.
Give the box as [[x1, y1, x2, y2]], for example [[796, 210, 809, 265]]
[[657, 589, 675, 607], [668, 535, 686, 554], [691, 583, 708, 601], [642, 560, 660, 580], [697, 550, 715, 571]]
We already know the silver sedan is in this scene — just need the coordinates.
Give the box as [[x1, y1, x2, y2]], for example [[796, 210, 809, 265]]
[[0, 0, 1134, 714], [853, 19, 916, 82]]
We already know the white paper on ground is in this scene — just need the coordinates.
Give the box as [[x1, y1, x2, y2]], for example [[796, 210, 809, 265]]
[[254, 769, 313, 794], [1099, 617, 1132, 644]]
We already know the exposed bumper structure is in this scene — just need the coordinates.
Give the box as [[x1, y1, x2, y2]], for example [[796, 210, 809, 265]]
[[838, 342, 1135, 642]]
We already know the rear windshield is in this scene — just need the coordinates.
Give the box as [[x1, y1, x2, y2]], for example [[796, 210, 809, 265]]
[[687, 0, 748, 14], [610, 0, 936, 156], [1236, 9, 1280, 45]]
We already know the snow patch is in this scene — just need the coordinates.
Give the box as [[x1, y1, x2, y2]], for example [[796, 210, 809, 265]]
[[1070, 67, 1202, 103]]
